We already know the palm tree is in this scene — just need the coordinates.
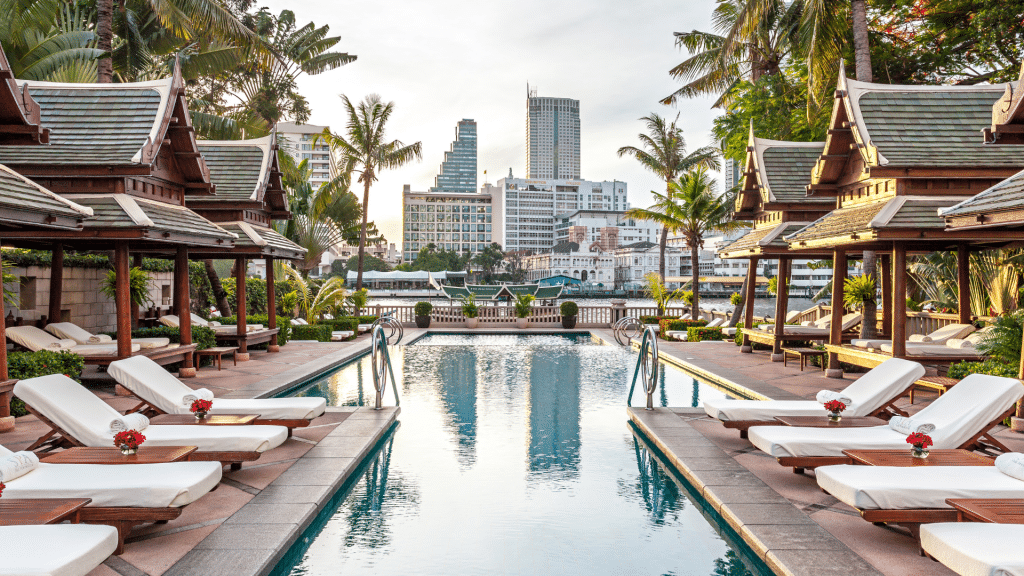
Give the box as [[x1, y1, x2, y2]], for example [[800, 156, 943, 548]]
[[282, 265, 347, 323], [319, 95, 422, 290], [627, 167, 743, 314], [618, 113, 719, 281], [0, 0, 104, 81]]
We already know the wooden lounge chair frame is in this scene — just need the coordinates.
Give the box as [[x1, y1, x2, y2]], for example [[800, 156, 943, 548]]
[[85, 343, 198, 368], [22, 403, 261, 471], [722, 383, 913, 439], [778, 406, 1015, 474], [120, 390, 309, 436], [80, 506, 183, 554], [213, 327, 279, 350], [825, 344, 986, 371]]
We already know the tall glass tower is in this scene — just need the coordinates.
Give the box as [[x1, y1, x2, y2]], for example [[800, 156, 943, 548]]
[[430, 119, 477, 193], [526, 85, 580, 180]]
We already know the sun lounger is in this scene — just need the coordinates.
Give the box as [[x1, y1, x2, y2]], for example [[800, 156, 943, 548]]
[[45, 321, 172, 350], [14, 374, 288, 469], [331, 331, 354, 341], [853, 323, 978, 351], [7, 325, 140, 357], [878, 343, 985, 358], [706, 318, 725, 328], [768, 313, 862, 336], [108, 356, 325, 431], [704, 358, 924, 438], [290, 318, 308, 326], [159, 314, 263, 334], [748, 373, 1023, 472], [0, 524, 118, 574], [664, 331, 687, 341], [1, 443, 222, 554], [920, 523, 1024, 576]]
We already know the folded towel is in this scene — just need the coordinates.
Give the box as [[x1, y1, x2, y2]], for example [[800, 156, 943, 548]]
[[208, 320, 221, 327], [87, 334, 113, 344], [109, 412, 150, 435], [46, 338, 77, 350], [182, 387, 215, 408], [0, 451, 39, 482], [800, 321, 814, 326], [908, 334, 932, 343], [995, 453, 1024, 482], [945, 338, 974, 349], [815, 390, 854, 407], [888, 415, 936, 435]]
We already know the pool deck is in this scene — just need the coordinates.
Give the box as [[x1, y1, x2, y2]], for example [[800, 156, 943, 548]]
[[618, 333, 1024, 576]]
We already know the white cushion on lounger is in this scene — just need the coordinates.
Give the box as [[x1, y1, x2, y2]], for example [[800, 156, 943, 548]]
[[7, 325, 71, 351], [817, 465, 1024, 511], [159, 315, 180, 328], [706, 318, 725, 328], [879, 342, 983, 357], [704, 358, 924, 422], [850, 339, 889, 349], [921, 523, 1024, 576], [45, 322, 96, 344], [108, 356, 326, 421], [130, 337, 172, 349], [0, 524, 118, 576], [331, 331, 354, 341], [906, 323, 976, 344], [13, 374, 288, 453], [749, 373, 1023, 458]]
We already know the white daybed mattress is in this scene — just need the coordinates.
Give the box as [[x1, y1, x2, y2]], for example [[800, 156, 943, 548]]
[[816, 465, 1024, 510], [921, 523, 1024, 576], [0, 524, 119, 576]]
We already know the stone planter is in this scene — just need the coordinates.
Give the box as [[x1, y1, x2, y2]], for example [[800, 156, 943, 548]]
[[561, 316, 577, 329], [516, 318, 528, 329], [415, 316, 431, 329], [466, 317, 479, 329]]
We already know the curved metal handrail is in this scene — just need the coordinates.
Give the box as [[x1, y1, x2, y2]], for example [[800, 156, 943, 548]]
[[613, 316, 644, 346], [370, 325, 400, 410], [371, 311, 403, 345], [627, 327, 660, 410]]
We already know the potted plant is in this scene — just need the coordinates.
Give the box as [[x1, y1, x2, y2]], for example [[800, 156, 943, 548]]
[[462, 294, 479, 329], [415, 301, 433, 328], [514, 294, 534, 329], [113, 429, 146, 456], [560, 301, 578, 329]]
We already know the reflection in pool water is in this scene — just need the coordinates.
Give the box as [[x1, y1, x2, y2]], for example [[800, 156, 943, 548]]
[[281, 334, 768, 576]]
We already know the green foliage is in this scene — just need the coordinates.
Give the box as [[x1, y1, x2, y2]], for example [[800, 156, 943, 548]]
[[117, 326, 218, 351], [659, 318, 708, 338], [284, 265, 346, 322], [100, 267, 154, 308], [977, 313, 1023, 367], [947, 359, 1019, 380], [514, 294, 535, 319], [7, 350, 85, 417], [472, 243, 505, 283], [279, 290, 299, 317], [729, 292, 742, 306], [318, 317, 358, 338], [406, 243, 471, 272], [560, 301, 578, 317], [345, 255, 391, 273], [414, 302, 433, 316], [733, 328, 772, 350], [292, 324, 332, 342], [217, 315, 291, 347], [461, 294, 479, 318], [687, 326, 724, 342], [643, 273, 690, 315], [641, 315, 679, 325], [843, 275, 877, 310], [220, 277, 268, 316], [347, 288, 369, 314], [906, 298, 923, 312], [2, 249, 174, 272]]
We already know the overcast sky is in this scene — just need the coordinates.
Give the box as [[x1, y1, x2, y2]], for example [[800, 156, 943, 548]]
[[260, 0, 722, 249]]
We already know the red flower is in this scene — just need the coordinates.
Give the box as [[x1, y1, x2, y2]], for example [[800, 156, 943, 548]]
[[190, 399, 213, 414], [906, 432, 933, 449], [113, 429, 146, 449], [824, 400, 846, 413], [0, 480, 5, 498]]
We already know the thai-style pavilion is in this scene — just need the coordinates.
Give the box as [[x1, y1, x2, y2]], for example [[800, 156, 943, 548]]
[[187, 134, 306, 359], [717, 129, 833, 358], [786, 70, 1024, 376]]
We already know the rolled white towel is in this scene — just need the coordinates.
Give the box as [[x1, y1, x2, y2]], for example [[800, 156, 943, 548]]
[[815, 390, 854, 407], [87, 334, 113, 344], [888, 415, 936, 435], [109, 412, 150, 435], [945, 338, 974, 349], [0, 451, 39, 482], [182, 387, 215, 408], [908, 334, 932, 343], [46, 338, 77, 350], [995, 453, 1024, 482]]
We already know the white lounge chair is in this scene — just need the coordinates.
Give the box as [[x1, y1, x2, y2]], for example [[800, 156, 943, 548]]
[[290, 318, 308, 326], [852, 323, 978, 350], [331, 330, 354, 341], [6, 325, 139, 357], [14, 374, 288, 469], [921, 523, 1024, 576], [45, 321, 172, 350], [159, 314, 263, 334], [357, 324, 373, 333], [748, 373, 1023, 472], [758, 313, 862, 336], [0, 524, 118, 574], [703, 358, 925, 438], [705, 318, 725, 328], [108, 355, 326, 431], [664, 331, 688, 341]]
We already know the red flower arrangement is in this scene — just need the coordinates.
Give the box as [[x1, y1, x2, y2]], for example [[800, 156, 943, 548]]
[[190, 399, 213, 415], [823, 400, 847, 414], [0, 480, 5, 498], [906, 432, 933, 449], [113, 429, 146, 450]]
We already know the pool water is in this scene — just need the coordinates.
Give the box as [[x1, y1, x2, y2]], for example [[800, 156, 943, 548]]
[[278, 334, 770, 576]]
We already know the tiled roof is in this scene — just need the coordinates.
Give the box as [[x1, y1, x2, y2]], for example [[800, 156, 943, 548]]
[[787, 197, 961, 244], [618, 241, 658, 250], [719, 222, 811, 256], [197, 137, 271, 202], [219, 222, 305, 258], [0, 79, 171, 165], [534, 285, 563, 299], [758, 142, 825, 202], [940, 169, 1024, 218], [787, 201, 889, 243], [0, 164, 91, 224], [64, 194, 236, 242], [551, 241, 580, 253]]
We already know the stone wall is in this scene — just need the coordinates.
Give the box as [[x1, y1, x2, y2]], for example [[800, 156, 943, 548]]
[[3, 266, 174, 333]]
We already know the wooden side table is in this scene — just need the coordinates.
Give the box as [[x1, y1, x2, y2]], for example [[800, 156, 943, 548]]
[[775, 416, 886, 428], [196, 346, 238, 371], [0, 498, 91, 525], [910, 376, 960, 403], [150, 414, 259, 426], [40, 446, 198, 464], [843, 449, 995, 467], [946, 499, 1024, 523], [782, 347, 826, 371]]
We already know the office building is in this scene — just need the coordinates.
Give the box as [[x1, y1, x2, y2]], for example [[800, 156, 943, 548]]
[[526, 86, 580, 179], [402, 185, 496, 263], [430, 119, 477, 193], [277, 122, 334, 190], [554, 210, 659, 247], [724, 158, 742, 192]]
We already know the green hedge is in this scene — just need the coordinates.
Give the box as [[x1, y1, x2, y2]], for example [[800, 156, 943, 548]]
[[221, 277, 269, 316], [659, 318, 707, 338], [687, 326, 724, 342], [733, 328, 773, 350], [4, 248, 174, 272], [218, 315, 291, 347], [104, 326, 217, 351], [8, 350, 85, 417], [948, 359, 1018, 379], [318, 318, 358, 337], [293, 324, 332, 342], [640, 315, 678, 325]]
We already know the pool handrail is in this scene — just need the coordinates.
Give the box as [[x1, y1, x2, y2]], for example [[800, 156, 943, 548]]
[[370, 325, 400, 409], [627, 326, 660, 410], [613, 316, 644, 346], [371, 311, 403, 345]]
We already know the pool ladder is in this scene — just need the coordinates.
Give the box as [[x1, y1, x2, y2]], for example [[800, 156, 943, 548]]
[[627, 326, 660, 411], [371, 325, 400, 410], [371, 311, 403, 345]]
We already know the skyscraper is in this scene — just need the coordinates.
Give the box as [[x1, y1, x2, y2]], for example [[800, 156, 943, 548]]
[[526, 86, 580, 179], [429, 119, 477, 193], [724, 158, 742, 193], [277, 122, 335, 190]]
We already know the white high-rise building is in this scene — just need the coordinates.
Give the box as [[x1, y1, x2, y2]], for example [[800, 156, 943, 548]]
[[277, 122, 335, 190], [401, 185, 495, 263], [724, 158, 741, 193], [526, 86, 580, 180]]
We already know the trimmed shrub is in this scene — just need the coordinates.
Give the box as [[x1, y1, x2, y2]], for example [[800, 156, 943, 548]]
[[356, 315, 379, 324], [687, 327, 724, 342], [8, 350, 84, 416], [217, 315, 291, 347], [221, 277, 268, 316], [318, 318, 358, 341], [659, 318, 707, 338], [560, 301, 578, 317], [947, 359, 1018, 379], [3, 248, 174, 272], [293, 324, 332, 342], [414, 302, 433, 316], [640, 315, 678, 325]]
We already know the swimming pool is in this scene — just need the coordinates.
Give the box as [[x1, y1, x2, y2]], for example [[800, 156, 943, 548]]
[[275, 333, 771, 576]]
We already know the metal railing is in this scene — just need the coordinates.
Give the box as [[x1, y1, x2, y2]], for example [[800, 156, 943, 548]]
[[613, 316, 644, 346], [627, 327, 660, 410], [370, 325, 399, 410], [370, 311, 404, 345]]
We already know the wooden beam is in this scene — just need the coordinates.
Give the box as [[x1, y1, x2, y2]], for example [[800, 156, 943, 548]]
[[236, 257, 249, 361], [741, 258, 759, 352], [175, 246, 195, 377], [880, 254, 891, 338], [892, 244, 907, 358], [48, 243, 63, 324], [0, 246, 7, 382], [114, 242, 132, 358], [772, 257, 791, 360], [827, 249, 847, 377], [957, 243, 971, 324], [266, 257, 278, 352]]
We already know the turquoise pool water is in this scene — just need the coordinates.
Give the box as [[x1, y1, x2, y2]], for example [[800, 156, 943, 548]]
[[278, 334, 770, 576]]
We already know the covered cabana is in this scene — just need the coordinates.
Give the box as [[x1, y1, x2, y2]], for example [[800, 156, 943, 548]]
[[441, 283, 563, 303], [717, 129, 834, 358], [186, 133, 306, 360], [786, 69, 1024, 377]]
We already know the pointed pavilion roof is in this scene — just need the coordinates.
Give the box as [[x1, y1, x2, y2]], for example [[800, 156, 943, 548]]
[[190, 133, 288, 218], [984, 63, 1024, 144], [734, 128, 830, 219]]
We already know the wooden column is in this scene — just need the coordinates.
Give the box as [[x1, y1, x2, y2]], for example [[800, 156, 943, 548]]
[[879, 254, 891, 338], [892, 243, 907, 358], [113, 242, 132, 358], [0, 250, 13, 432], [266, 257, 279, 353], [47, 243, 63, 325], [771, 257, 791, 361], [235, 257, 249, 361], [130, 253, 142, 328], [740, 257, 759, 353], [957, 243, 971, 324], [826, 249, 847, 378], [175, 247, 195, 378]]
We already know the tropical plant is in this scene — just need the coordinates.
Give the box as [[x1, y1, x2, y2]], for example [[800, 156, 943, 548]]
[[1, 261, 17, 307], [347, 288, 368, 316], [319, 95, 423, 290], [282, 265, 346, 322], [909, 249, 1023, 317], [976, 312, 1023, 368], [461, 294, 479, 319], [0, 0, 104, 81], [618, 113, 719, 280], [842, 275, 876, 311], [100, 267, 153, 308], [766, 276, 792, 296], [729, 292, 742, 306], [414, 301, 433, 317], [643, 272, 689, 316], [279, 290, 298, 318], [514, 294, 535, 319]]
